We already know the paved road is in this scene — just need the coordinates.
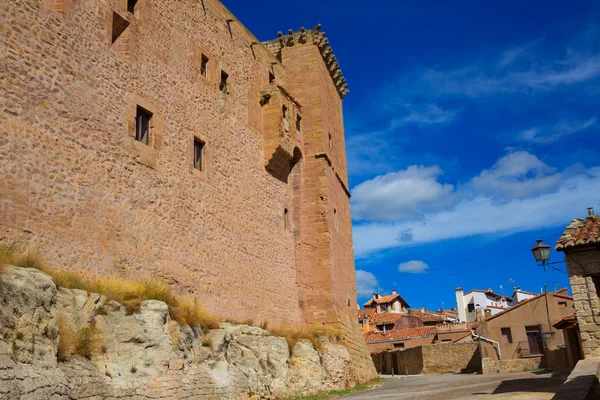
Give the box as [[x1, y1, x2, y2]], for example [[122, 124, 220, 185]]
[[344, 371, 566, 400]]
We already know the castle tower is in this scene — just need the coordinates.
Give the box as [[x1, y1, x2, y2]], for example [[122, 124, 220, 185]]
[[264, 27, 377, 382]]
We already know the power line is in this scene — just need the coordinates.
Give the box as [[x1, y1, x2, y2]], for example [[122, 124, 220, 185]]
[[351, 230, 564, 285]]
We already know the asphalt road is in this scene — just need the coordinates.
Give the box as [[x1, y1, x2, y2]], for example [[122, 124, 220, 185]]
[[343, 371, 566, 400]]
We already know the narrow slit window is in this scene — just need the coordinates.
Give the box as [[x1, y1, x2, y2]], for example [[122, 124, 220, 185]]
[[269, 71, 275, 83], [135, 106, 152, 145], [284, 208, 289, 229], [296, 115, 302, 132], [328, 132, 333, 148], [200, 55, 209, 77], [219, 70, 229, 92], [282, 105, 288, 119], [127, 0, 137, 13], [111, 12, 130, 44], [193, 138, 205, 171]]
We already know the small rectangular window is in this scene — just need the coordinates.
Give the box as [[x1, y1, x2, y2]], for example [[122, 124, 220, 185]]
[[193, 138, 205, 171], [501, 327, 513, 344], [393, 343, 405, 349], [296, 115, 302, 132], [282, 105, 288, 119], [219, 70, 229, 92], [127, 0, 137, 13], [467, 303, 475, 313], [135, 106, 152, 145], [558, 301, 567, 308], [200, 55, 208, 77]]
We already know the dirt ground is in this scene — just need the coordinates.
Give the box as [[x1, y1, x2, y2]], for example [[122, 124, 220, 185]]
[[343, 371, 566, 399]]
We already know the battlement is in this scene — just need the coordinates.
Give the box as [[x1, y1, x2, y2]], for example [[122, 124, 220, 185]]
[[263, 25, 349, 100]]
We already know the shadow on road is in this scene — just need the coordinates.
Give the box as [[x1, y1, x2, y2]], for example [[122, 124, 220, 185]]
[[491, 377, 564, 394]]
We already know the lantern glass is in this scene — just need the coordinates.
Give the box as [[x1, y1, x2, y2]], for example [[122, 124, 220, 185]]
[[531, 240, 551, 263]]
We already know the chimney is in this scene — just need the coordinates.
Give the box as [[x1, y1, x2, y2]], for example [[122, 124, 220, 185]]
[[455, 287, 467, 323], [392, 289, 397, 295], [484, 309, 492, 319], [588, 207, 595, 216]]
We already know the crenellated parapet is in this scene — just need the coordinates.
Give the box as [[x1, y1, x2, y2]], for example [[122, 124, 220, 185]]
[[263, 25, 349, 100]]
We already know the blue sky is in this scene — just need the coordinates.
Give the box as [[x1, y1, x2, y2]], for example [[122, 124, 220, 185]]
[[223, 0, 600, 310]]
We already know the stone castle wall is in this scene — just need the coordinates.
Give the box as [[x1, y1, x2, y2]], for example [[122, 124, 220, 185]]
[[1, 0, 376, 383]]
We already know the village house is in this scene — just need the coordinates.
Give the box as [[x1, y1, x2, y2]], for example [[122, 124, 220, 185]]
[[365, 327, 438, 353], [477, 290, 575, 368], [512, 288, 539, 304], [556, 207, 600, 358], [363, 290, 410, 313], [455, 287, 513, 323]]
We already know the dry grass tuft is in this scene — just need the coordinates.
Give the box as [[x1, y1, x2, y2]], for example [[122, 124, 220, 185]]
[[170, 296, 221, 331], [0, 243, 221, 330], [269, 323, 342, 352], [0, 243, 18, 270], [57, 317, 102, 361]]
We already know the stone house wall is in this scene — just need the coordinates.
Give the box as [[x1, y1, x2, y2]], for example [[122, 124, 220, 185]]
[[563, 247, 600, 357], [478, 293, 574, 362], [372, 343, 480, 375]]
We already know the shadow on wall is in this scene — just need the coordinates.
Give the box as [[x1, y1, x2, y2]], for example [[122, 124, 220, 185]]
[[461, 347, 482, 374]]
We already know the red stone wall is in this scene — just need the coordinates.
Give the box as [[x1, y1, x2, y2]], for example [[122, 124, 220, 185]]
[[1, 0, 301, 324], [281, 42, 376, 381]]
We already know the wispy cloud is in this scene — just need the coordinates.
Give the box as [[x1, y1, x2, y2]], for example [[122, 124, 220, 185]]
[[520, 118, 596, 144], [394, 104, 457, 126], [398, 260, 429, 274], [352, 152, 600, 258], [356, 270, 379, 297]]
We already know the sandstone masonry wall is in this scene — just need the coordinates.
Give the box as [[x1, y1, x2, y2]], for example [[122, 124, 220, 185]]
[[564, 247, 600, 357], [0, 0, 377, 383], [1, 0, 300, 325]]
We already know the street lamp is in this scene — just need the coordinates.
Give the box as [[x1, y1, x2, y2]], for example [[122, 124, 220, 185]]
[[531, 239, 564, 271]]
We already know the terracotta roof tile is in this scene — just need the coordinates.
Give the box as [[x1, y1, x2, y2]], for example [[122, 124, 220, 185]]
[[553, 313, 577, 329], [484, 291, 572, 322], [556, 215, 600, 251], [408, 309, 445, 323], [363, 293, 410, 308], [369, 312, 403, 324], [364, 327, 437, 343]]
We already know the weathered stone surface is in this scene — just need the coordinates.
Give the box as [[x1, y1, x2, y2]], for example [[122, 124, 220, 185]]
[[0, 266, 356, 399]]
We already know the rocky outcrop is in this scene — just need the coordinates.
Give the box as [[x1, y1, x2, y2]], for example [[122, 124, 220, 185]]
[[0, 266, 354, 399]]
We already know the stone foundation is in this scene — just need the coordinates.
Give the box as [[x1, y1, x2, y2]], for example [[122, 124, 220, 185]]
[[0, 266, 356, 399]]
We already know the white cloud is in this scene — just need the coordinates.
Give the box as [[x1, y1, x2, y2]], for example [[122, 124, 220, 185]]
[[355, 270, 379, 297], [398, 260, 429, 274], [351, 165, 457, 221], [471, 151, 563, 198], [394, 104, 457, 126], [352, 152, 600, 258], [521, 118, 596, 144]]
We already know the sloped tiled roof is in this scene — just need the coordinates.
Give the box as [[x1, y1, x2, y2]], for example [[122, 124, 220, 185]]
[[408, 309, 445, 323], [363, 293, 410, 308], [356, 308, 376, 321], [553, 313, 577, 329], [465, 289, 512, 302], [364, 327, 437, 343], [556, 215, 600, 251], [485, 291, 572, 322], [370, 312, 403, 325]]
